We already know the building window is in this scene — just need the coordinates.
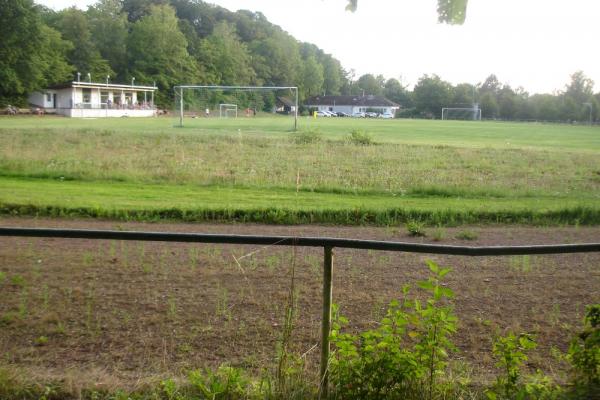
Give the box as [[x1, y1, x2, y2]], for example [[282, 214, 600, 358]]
[[82, 88, 91, 103], [100, 91, 109, 105], [124, 92, 133, 106], [46, 93, 52, 102]]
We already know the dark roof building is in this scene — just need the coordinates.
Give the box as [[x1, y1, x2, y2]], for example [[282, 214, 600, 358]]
[[305, 95, 399, 108]]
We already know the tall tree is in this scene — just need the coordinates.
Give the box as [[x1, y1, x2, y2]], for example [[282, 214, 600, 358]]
[[250, 33, 300, 86], [321, 56, 343, 95], [0, 0, 71, 105], [300, 56, 324, 97], [127, 4, 199, 104], [196, 22, 255, 85], [413, 74, 453, 117], [356, 74, 384, 96], [57, 7, 113, 79], [384, 78, 411, 107], [87, 0, 129, 78]]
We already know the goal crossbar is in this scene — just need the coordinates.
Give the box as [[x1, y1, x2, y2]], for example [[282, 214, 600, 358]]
[[441, 107, 482, 121], [174, 85, 299, 130]]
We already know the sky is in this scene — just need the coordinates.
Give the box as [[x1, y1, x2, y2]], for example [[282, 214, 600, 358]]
[[38, 0, 600, 94]]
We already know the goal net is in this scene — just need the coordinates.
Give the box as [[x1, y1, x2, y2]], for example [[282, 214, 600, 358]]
[[173, 85, 299, 130], [219, 103, 238, 118], [441, 107, 482, 121]]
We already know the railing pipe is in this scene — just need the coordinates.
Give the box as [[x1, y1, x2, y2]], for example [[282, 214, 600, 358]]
[[0, 228, 598, 256]]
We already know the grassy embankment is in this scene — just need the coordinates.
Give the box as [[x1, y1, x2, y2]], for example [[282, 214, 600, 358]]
[[0, 116, 599, 225]]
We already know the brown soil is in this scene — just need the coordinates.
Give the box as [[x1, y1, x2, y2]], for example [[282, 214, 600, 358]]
[[0, 217, 599, 388]]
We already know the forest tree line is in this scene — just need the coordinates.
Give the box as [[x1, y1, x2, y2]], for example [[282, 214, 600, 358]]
[[1, 0, 598, 122]]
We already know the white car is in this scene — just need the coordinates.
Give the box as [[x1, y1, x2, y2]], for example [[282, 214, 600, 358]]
[[352, 112, 365, 118], [316, 111, 330, 117], [380, 112, 394, 119]]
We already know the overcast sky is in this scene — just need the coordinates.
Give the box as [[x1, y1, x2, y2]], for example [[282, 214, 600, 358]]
[[38, 0, 599, 94]]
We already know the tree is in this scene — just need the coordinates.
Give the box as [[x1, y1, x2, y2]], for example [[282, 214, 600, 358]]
[[122, 0, 167, 22], [356, 74, 384, 96], [87, 0, 129, 78], [196, 22, 255, 85], [321, 56, 343, 95], [250, 33, 301, 86], [451, 83, 476, 106], [37, 24, 75, 88], [0, 0, 71, 105], [346, 0, 469, 24], [384, 78, 411, 107], [413, 74, 453, 118], [480, 91, 499, 119], [57, 7, 113, 79], [127, 4, 199, 104], [300, 56, 324, 97]]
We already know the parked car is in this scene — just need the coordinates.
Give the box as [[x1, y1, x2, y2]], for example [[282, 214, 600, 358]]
[[325, 110, 338, 117], [365, 112, 378, 118], [352, 112, 365, 118], [316, 111, 330, 117], [336, 112, 350, 117], [379, 112, 394, 119]]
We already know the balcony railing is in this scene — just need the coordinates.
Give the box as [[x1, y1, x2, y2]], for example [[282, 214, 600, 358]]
[[73, 102, 156, 110]]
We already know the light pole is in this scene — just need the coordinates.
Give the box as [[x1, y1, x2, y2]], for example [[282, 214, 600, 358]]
[[583, 102, 593, 126], [131, 77, 135, 87], [106, 75, 110, 86], [87, 73, 91, 83], [77, 72, 81, 82]]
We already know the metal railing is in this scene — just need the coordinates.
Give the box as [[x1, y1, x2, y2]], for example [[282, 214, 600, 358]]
[[1, 227, 599, 398]]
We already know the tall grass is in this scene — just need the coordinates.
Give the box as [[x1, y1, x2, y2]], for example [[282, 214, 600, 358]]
[[0, 128, 598, 199]]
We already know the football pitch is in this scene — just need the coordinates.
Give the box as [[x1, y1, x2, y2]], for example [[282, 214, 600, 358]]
[[1, 115, 599, 225]]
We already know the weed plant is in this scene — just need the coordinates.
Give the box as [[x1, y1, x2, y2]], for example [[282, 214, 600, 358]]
[[347, 129, 374, 145]]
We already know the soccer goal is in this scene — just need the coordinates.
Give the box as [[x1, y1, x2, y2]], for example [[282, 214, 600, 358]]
[[173, 85, 299, 130], [441, 107, 482, 121], [219, 103, 238, 118]]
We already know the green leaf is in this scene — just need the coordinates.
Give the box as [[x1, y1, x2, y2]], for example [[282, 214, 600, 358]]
[[427, 260, 440, 273]]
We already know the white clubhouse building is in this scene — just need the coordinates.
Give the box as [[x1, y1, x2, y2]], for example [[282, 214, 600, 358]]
[[305, 95, 400, 115], [28, 80, 158, 118]]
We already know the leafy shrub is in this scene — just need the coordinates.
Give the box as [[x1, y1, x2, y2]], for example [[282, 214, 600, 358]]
[[567, 304, 600, 392], [485, 332, 563, 400], [406, 220, 427, 237], [291, 129, 322, 144], [347, 129, 374, 145], [330, 261, 457, 399], [187, 365, 255, 399]]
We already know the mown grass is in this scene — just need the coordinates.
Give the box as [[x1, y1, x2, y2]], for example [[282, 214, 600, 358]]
[[0, 116, 599, 225], [1, 177, 599, 225]]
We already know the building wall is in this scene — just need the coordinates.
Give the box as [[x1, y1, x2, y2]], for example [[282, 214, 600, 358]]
[[61, 108, 156, 118]]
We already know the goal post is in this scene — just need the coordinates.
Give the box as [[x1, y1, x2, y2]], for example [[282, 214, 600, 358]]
[[441, 106, 482, 121], [174, 85, 299, 130], [219, 103, 238, 118]]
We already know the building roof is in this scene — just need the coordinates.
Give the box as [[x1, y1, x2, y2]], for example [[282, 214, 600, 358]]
[[47, 81, 157, 91], [276, 96, 296, 107], [305, 95, 399, 107]]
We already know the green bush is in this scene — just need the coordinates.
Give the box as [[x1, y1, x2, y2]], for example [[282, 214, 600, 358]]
[[567, 304, 600, 394], [347, 129, 374, 145], [406, 220, 427, 237], [330, 261, 458, 399], [290, 129, 322, 144]]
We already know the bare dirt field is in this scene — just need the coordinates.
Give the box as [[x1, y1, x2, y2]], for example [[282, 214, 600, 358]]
[[0, 217, 598, 389]]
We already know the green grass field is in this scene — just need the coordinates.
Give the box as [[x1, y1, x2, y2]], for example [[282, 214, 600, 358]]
[[1, 115, 599, 225]]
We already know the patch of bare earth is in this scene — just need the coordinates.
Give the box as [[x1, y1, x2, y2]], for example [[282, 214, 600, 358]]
[[0, 217, 598, 389]]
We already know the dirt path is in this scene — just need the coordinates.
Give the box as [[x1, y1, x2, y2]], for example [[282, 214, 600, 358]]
[[1, 217, 599, 388]]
